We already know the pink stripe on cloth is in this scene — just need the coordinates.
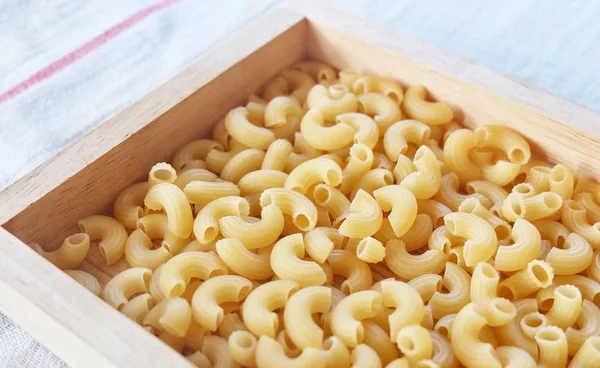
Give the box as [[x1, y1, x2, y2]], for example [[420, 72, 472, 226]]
[[0, 0, 181, 104]]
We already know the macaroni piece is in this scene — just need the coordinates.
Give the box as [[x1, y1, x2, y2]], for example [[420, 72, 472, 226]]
[[470, 263, 499, 302], [451, 303, 502, 368], [399, 146, 442, 199], [300, 109, 355, 150], [459, 197, 511, 242], [356, 237, 386, 263], [191, 275, 253, 331], [144, 183, 193, 239], [475, 125, 531, 165], [224, 106, 275, 149], [193, 196, 249, 244], [534, 326, 568, 368], [384, 240, 448, 280], [353, 75, 403, 103], [284, 286, 331, 349], [493, 218, 541, 272], [320, 336, 351, 368], [429, 263, 471, 319], [143, 297, 191, 337], [218, 203, 284, 249], [351, 344, 382, 368], [237, 169, 287, 196], [220, 148, 265, 183], [121, 293, 153, 325], [148, 162, 177, 189], [443, 130, 481, 183], [228, 330, 257, 368], [294, 61, 337, 83], [430, 331, 458, 368], [465, 180, 508, 217], [262, 139, 293, 171], [380, 279, 425, 340], [545, 285, 582, 330], [201, 335, 238, 368], [255, 336, 324, 368], [502, 191, 563, 222], [444, 212, 497, 267], [114, 182, 147, 229], [260, 188, 318, 232], [341, 144, 374, 194], [31, 233, 90, 270], [215, 238, 273, 280], [408, 274, 443, 303], [304, 227, 344, 264], [243, 280, 299, 338], [402, 85, 453, 125], [396, 325, 433, 365], [546, 233, 593, 275], [337, 112, 379, 149], [136, 213, 189, 255], [78, 215, 128, 265], [307, 84, 358, 121], [562, 200, 600, 249], [495, 346, 536, 368], [64, 270, 101, 296], [285, 157, 343, 194], [498, 260, 554, 300], [270, 234, 327, 287], [565, 300, 600, 356], [363, 321, 399, 365], [383, 120, 431, 162], [124, 229, 172, 270], [373, 185, 417, 237], [102, 267, 152, 310], [569, 336, 600, 367], [159, 251, 228, 298], [434, 173, 492, 211], [339, 189, 383, 238], [357, 93, 402, 135], [331, 290, 382, 348], [328, 249, 373, 294], [418, 199, 452, 228], [171, 139, 222, 172]]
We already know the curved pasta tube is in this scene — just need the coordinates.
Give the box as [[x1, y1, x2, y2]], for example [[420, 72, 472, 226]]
[[262, 139, 293, 171], [434, 173, 492, 211], [65, 270, 101, 296], [328, 249, 373, 294], [373, 185, 417, 237], [220, 149, 265, 183], [304, 227, 344, 264], [519, 312, 549, 340], [215, 238, 273, 280], [148, 162, 177, 189], [32, 233, 90, 270], [242, 280, 299, 338], [544, 284, 582, 330], [356, 237, 385, 263], [495, 346, 536, 368], [562, 200, 600, 249], [494, 218, 540, 271], [475, 125, 531, 165], [399, 146, 442, 199], [451, 303, 502, 368], [284, 286, 331, 349], [218, 203, 284, 249], [224, 106, 275, 149], [350, 344, 382, 368], [300, 109, 355, 150], [255, 335, 324, 368], [458, 197, 511, 242], [362, 321, 398, 365], [136, 213, 189, 255], [340, 144, 374, 194], [444, 212, 497, 267], [408, 274, 443, 303], [271, 234, 327, 287], [474, 297, 516, 327], [418, 199, 452, 228], [395, 325, 433, 365], [587, 249, 600, 282], [237, 169, 287, 196], [473, 152, 520, 187], [337, 112, 379, 149], [191, 275, 252, 331], [465, 180, 508, 217], [183, 179, 240, 206], [546, 233, 593, 275], [294, 61, 336, 83], [205, 138, 248, 175], [548, 163, 574, 199], [260, 188, 318, 232], [383, 120, 430, 162], [393, 154, 416, 183], [78, 215, 128, 265], [534, 326, 568, 368], [171, 139, 222, 172], [339, 189, 383, 238], [443, 129, 481, 183], [307, 84, 358, 121], [285, 157, 342, 194], [320, 336, 351, 368], [102, 267, 152, 310], [502, 191, 563, 222], [429, 263, 471, 319], [402, 85, 453, 125], [121, 293, 153, 324], [114, 182, 147, 229], [575, 192, 600, 225], [159, 251, 228, 298], [144, 182, 193, 239], [193, 196, 249, 244], [569, 336, 600, 367], [124, 229, 172, 270], [201, 335, 239, 368], [331, 290, 382, 348], [498, 260, 554, 300], [264, 95, 303, 128], [384, 240, 448, 280], [228, 331, 257, 368], [538, 275, 600, 310], [532, 219, 570, 247], [350, 168, 394, 201], [380, 279, 425, 341], [494, 298, 538, 359], [430, 331, 458, 368], [566, 300, 600, 356], [470, 263, 499, 302], [142, 297, 191, 337], [353, 75, 403, 103], [357, 93, 402, 135]]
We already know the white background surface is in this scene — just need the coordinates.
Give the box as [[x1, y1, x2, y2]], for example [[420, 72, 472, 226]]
[[1, 0, 600, 366]]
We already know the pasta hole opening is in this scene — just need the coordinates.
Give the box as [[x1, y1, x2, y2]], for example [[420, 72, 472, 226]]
[[383, 172, 394, 185], [387, 91, 401, 103], [481, 263, 497, 279], [233, 332, 254, 349], [509, 149, 527, 165], [555, 285, 578, 300], [294, 214, 311, 231], [352, 146, 370, 162], [593, 294, 600, 308], [326, 170, 342, 186], [397, 336, 416, 353], [329, 84, 348, 99], [530, 263, 551, 286], [538, 298, 554, 312], [523, 314, 544, 328], [313, 186, 330, 204], [557, 235, 566, 248], [551, 167, 566, 182], [437, 326, 449, 338], [497, 285, 514, 300], [543, 194, 562, 210], [495, 225, 511, 242], [153, 168, 175, 182], [510, 197, 524, 217], [170, 283, 186, 298], [513, 183, 533, 196], [536, 328, 561, 342], [203, 227, 218, 242], [66, 233, 88, 245], [448, 252, 458, 264], [237, 285, 252, 300], [341, 282, 352, 295]]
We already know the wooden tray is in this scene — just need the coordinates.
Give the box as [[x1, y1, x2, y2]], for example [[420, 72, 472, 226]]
[[1, 1, 599, 366]]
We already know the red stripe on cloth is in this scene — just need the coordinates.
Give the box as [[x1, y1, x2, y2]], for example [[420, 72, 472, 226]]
[[0, 0, 180, 104]]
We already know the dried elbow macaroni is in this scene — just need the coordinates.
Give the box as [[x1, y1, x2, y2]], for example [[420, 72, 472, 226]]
[[39, 61, 600, 367]]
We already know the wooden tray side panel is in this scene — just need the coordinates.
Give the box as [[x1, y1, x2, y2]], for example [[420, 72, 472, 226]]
[[304, 19, 600, 180], [1, 14, 307, 247]]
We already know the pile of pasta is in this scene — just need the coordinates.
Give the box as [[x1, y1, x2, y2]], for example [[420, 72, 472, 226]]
[[34, 61, 600, 368]]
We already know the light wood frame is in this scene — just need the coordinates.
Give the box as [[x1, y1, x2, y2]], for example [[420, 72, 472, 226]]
[[1, 1, 599, 366]]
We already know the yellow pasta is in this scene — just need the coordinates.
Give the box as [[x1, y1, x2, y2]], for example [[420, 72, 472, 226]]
[[304, 227, 344, 264], [307, 83, 358, 121], [255, 335, 324, 368], [373, 185, 417, 237], [408, 274, 443, 303], [262, 139, 293, 171], [356, 237, 386, 263], [430, 331, 458, 368], [285, 157, 342, 194], [102, 267, 152, 310], [193, 196, 249, 244], [384, 240, 448, 280], [218, 203, 284, 249], [339, 189, 383, 238], [159, 251, 228, 298], [64, 270, 101, 296], [443, 129, 481, 183], [396, 325, 433, 365], [465, 180, 508, 217], [470, 263, 499, 302], [78, 215, 128, 265], [495, 346, 536, 368], [546, 233, 593, 275], [562, 200, 600, 249], [434, 173, 492, 211], [459, 197, 511, 242], [350, 168, 394, 199], [143, 297, 191, 337], [451, 303, 502, 368], [383, 120, 430, 162], [260, 188, 318, 232], [351, 344, 382, 368], [124, 229, 172, 270], [475, 125, 531, 165], [502, 191, 563, 222], [402, 85, 453, 125], [353, 75, 403, 103], [270, 233, 327, 287], [328, 249, 373, 294], [114, 182, 147, 229], [136, 213, 189, 255], [380, 279, 425, 340], [228, 330, 257, 367], [148, 162, 177, 189], [215, 238, 273, 280], [444, 212, 497, 267], [362, 321, 399, 366], [300, 109, 355, 150], [569, 336, 600, 367], [331, 290, 382, 348], [535, 326, 568, 368], [32, 233, 90, 270], [498, 260, 554, 300], [284, 286, 331, 349], [493, 218, 540, 272], [144, 182, 193, 239], [225, 106, 275, 149], [357, 92, 402, 135], [202, 335, 239, 368], [171, 139, 222, 172], [337, 112, 379, 149], [399, 146, 442, 199], [566, 300, 600, 356], [340, 144, 374, 194], [429, 263, 471, 319], [418, 199, 452, 228]]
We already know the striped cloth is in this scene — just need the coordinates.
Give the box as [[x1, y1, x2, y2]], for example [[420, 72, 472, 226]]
[[2, 0, 600, 366]]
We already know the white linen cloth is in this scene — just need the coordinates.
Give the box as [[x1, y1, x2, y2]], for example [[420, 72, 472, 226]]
[[1, 0, 600, 366]]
